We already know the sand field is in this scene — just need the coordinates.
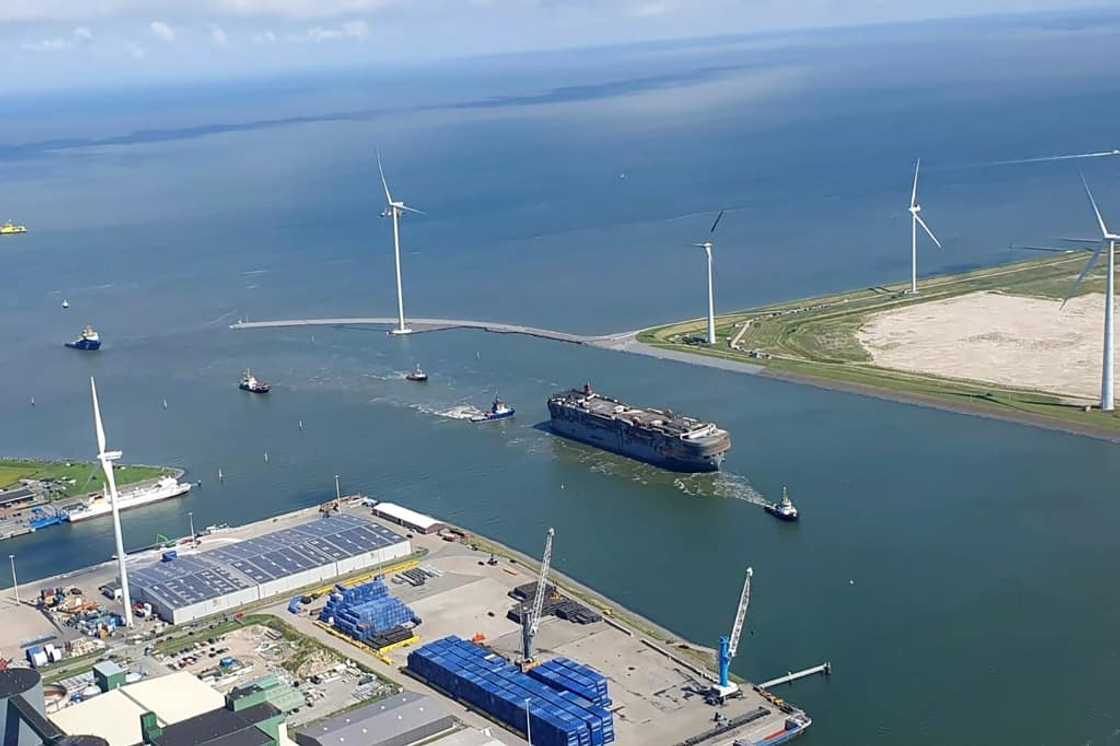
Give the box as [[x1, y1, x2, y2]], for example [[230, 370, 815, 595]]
[[857, 291, 1118, 402]]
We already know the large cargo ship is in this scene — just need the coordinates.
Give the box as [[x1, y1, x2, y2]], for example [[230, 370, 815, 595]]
[[547, 384, 730, 472], [64, 476, 191, 523]]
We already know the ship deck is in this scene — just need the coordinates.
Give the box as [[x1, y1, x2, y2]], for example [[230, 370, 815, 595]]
[[553, 389, 722, 439]]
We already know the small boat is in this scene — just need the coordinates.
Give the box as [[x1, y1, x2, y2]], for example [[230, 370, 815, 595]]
[[471, 398, 515, 423], [1, 220, 28, 235], [239, 369, 271, 393], [764, 486, 799, 522], [65, 325, 101, 350], [62, 300, 70, 309], [406, 365, 429, 382]]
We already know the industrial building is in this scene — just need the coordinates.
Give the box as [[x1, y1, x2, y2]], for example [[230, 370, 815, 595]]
[[128, 514, 411, 624], [294, 692, 455, 746], [48, 670, 298, 746], [370, 503, 447, 535], [49, 671, 226, 745]]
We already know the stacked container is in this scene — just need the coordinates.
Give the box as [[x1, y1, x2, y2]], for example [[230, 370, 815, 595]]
[[319, 578, 416, 643], [407, 636, 614, 746], [529, 658, 611, 710]]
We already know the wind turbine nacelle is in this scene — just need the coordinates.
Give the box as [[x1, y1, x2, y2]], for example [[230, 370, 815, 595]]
[[101, 450, 123, 461]]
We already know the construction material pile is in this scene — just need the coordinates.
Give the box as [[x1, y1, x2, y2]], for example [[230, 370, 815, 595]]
[[319, 578, 417, 643]]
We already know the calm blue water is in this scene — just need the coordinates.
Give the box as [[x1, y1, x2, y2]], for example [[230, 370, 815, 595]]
[[3, 14, 1120, 745]]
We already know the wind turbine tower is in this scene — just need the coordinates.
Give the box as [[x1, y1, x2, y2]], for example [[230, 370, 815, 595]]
[[908, 159, 942, 294], [1069, 174, 1116, 412], [90, 377, 134, 627], [693, 209, 725, 345], [378, 152, 425, 335]]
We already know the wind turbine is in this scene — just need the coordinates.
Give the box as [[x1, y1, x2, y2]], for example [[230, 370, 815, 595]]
[[90, 377, 133, 627], [693, 209, 724, 345], [1066, 174, 1116, 412], [377, 151, 424, 335], [908, 159, 942, 294]]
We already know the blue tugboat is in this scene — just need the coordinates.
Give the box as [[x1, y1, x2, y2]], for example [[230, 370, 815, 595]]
[[65, 325, 101, 351], [471, 398, 515, 423]]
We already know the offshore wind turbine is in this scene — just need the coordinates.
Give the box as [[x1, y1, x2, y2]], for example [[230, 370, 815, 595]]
[[692, 209, 724, 345], [1067, 174, 1117, 412], [908, 159, 942, 294], [377, 151, 424, 335], [90, 377, 133, 627]]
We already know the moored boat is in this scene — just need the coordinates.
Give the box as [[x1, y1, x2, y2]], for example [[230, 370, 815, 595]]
[[65, 476, 192, 523]]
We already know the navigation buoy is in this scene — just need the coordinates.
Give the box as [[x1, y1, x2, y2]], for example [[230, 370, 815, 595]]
[[30, 397, 35, 407]]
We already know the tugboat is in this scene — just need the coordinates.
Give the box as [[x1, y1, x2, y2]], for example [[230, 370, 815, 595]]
[[764, 486, 800, 522], [405, 365, 429, 382], [239, 369, 271, 394], [0, 220, 28, 235], [65, 325, 101, 350], [470, 397, 515, 423]]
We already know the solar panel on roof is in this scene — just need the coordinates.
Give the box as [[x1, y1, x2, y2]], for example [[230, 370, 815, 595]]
[[129, 514, 406, 611]]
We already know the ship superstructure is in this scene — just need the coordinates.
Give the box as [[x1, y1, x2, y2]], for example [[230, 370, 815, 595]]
[[547, 384, 730, 472]]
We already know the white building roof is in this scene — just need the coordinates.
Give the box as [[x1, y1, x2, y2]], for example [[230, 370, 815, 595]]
[[373, 502, 443, 531], [49, 671, 224, 746]]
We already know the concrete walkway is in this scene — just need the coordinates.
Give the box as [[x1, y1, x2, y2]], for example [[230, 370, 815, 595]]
[[231, 317, 765, 376]]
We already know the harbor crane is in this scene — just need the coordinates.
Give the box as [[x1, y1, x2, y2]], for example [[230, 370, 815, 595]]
[[520, 527, 555, 670], [712, 566, 753, 702]]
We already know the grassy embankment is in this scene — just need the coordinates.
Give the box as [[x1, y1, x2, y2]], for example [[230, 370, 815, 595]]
[[639, 253, 1120, 436], [0, 459, 176, 501]]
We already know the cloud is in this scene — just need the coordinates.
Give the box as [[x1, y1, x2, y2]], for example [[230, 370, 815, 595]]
[[1, 0, 405, 22], [20, 25, 94, 52], [149, 20, 175, 41], [251, 29, 277, 43], [20, 37, 72, 52], [209, 24, 229, 45], [126, 41, 146, 58], [297, 19, 369, 42]]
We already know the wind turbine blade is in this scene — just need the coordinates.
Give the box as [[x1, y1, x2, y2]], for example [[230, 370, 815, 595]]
[[1063, 244, 1105, 308], [1080, 172, 1111, 238], [915, 214, 942, 248], [90, 377, 107, 455], [399, 205, 425, 216], [709, 209, 725, 234], [911, 159, 921, 208], [377, 150, 393, 206]]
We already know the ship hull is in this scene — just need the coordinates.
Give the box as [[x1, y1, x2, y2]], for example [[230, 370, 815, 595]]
[[65, 340, 101, 350], [548, 412, 725, 472], [66, 479, 191, 523]]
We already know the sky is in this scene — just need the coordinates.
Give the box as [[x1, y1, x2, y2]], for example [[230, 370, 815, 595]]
[[1, 0, 1109, 93]]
